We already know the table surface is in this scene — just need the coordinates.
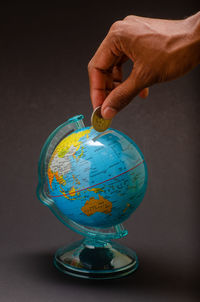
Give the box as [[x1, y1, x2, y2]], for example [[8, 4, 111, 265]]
[[0, 2, 199, 302]]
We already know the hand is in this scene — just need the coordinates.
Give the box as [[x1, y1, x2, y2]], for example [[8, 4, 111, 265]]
[[88, 12, 200, 119]]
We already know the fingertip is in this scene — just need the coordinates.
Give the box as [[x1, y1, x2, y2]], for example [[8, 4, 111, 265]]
[[139, 87, 149, 99], [102, 106, 117, 119]]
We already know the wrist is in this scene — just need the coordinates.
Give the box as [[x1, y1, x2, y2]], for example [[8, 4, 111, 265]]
[[185, 12, 200, 55], [160, 13, 200, 80], [180, 12, 200, 69], [186, 11, 200, 34]]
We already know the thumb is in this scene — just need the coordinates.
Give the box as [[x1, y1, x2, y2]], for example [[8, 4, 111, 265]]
[[101, 68, 144, 119]]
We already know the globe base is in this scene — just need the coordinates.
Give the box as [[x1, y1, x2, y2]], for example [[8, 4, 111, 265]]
[[54, 239, 139, 279]]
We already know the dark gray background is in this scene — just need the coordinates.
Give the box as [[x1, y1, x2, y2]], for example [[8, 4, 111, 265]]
[[0, 1, 199, 301]]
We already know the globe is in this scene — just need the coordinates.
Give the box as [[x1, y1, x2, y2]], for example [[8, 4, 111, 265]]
[[37, 115, 148, 279], [47, 127, 147, 229]]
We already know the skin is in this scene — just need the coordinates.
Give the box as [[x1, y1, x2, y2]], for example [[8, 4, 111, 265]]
[[88, 12, 200, 119]]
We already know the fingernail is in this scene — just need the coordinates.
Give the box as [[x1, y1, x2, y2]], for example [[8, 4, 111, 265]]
[[102, 107, 117, 119]]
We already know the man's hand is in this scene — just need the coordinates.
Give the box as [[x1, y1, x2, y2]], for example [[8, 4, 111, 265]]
[[88, 12, 200, 119]]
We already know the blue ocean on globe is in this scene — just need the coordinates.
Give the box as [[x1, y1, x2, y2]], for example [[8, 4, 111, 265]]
[[47, 127, 148, 228]]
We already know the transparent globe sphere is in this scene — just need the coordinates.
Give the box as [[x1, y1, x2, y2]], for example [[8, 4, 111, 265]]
[[47, 127, 147, 228]]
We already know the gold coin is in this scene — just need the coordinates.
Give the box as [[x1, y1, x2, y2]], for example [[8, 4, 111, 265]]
[[91, 106, 112, 132]]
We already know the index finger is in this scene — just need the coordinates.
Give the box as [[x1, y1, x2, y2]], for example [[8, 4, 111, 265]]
[[88, 34, 120, 109], [88, 67, 108, 109]]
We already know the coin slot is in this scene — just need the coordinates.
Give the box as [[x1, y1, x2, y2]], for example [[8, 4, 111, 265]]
[[92, 130, 114, 142]]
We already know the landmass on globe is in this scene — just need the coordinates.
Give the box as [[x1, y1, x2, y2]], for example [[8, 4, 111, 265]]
[[48, 128, 91, 190], [81, 194, 112, 216]]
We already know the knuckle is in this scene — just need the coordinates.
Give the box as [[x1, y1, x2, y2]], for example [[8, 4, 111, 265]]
[[87, 60, 93, 72], [110, 20, 123, 31], [123, 15, 133, 22], [109, 20, 126, 40]]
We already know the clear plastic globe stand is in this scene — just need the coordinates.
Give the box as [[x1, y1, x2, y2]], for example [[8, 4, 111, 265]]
[[37, 115, 140, 279]]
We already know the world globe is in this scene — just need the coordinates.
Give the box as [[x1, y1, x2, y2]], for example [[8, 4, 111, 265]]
[[47, 126, 147, 228], [37, 115, 148, 279]]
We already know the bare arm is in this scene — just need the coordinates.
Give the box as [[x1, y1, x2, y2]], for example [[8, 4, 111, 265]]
[[88, 12, 200, 119]]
